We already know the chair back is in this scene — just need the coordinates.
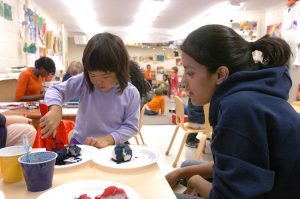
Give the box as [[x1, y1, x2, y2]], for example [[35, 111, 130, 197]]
[[139, 104, 146, 131], [0, 79, 17, 102], [203, 103, 212, 138], [174, 96, 185, 127]]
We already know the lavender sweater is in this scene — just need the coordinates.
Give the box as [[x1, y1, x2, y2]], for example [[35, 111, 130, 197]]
[[44, 73, 140, 144]]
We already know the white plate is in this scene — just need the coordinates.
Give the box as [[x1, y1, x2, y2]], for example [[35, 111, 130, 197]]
[[55, 145, 96, 169], [93, 145, 159, 169], [37, 180, 140, 199]]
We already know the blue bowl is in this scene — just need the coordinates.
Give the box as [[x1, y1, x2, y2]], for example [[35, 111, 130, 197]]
[[18, 151, 57, 192]]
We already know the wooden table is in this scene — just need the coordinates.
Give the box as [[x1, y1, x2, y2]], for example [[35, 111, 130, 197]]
[[1, 107, 78, 129], [0, 161, 176, 199]]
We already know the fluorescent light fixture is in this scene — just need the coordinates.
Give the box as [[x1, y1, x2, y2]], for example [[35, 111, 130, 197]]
[[126, 0, 170, 41], [169, 1, 230, 40], [62, 0, 105, 37]]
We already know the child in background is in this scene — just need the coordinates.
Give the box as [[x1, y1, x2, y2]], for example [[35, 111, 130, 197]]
[[145, 88, 165, 115], [129, 61, 149, 108], [186, 98, 205, 148], [40, 32, 140, 149], [145, 64, 152, 86], [157, 74, 170, 95], [170, 66, 179, 96], [62, 61, 83, 82], [15, 57, 56, 102]]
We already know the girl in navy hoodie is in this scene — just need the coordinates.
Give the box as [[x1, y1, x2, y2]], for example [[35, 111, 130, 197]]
[[166, 24, 300, 199]]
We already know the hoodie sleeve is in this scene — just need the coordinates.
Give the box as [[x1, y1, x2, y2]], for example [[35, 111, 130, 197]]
[[0, 114, 7, 148], [209, 100, 275, 199]]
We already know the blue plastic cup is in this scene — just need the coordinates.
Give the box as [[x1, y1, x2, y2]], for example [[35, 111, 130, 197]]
[[18, 151, 57, 192]]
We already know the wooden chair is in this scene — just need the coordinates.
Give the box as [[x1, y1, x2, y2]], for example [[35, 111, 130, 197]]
[[134, 104, 146, 145], [0, 79, 17, 102], [195, 103, 212, 160], [165, 96, 210, 167]]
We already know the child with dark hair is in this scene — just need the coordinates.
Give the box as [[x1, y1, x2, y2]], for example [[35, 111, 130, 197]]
[[40, 32, 140, 149], [15, 56, 56, 101], [129, 61, 149, 108], [145, 88, 165, 115], [166, 24, 300, 199]]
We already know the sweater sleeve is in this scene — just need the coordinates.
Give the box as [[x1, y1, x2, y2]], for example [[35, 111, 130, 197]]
[[110, 87, 140, 144], [45, 74, 84, 106], [15, 71, 30, 101], [0, 114, 7, 148], [209, 101, 275, 199]]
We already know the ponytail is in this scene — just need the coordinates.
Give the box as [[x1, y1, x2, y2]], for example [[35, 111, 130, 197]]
[[251, 35, 291, 67]]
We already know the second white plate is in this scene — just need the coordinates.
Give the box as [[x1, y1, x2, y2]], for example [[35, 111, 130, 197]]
[[92, 145, 159, 169]]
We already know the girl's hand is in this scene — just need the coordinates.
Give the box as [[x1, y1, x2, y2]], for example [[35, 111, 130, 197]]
[[85, 135, 115, 149], [5, 115, 32, 126], [40, 105, 62, 139], [165, 169, 182, 188]]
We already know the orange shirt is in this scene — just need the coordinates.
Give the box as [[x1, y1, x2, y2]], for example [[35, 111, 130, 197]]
[[145, 69, 152, 80], [146, 95, 165, 114], [15, 67, 43, 101]]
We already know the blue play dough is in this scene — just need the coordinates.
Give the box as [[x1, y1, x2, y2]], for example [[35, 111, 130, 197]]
[[112, 144, 132, 164]]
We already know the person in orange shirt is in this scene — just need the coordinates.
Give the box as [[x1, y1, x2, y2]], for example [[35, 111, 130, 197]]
[[145, 88, 165, 115], [145, 64, 152, 86], [15, 57, 56, 101]]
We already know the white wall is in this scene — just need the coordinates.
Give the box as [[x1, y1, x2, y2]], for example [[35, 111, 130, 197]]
[[0, 0, 26, 74], [0, 0, 64, 77]]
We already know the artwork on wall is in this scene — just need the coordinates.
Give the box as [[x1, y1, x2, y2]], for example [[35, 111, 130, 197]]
[[266, 23, 282, 37], [164, 51, 174, 59], [3, 2, 12, 20], [156, 54, 165, 62]]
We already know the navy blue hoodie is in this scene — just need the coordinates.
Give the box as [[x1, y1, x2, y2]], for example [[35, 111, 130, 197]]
[[209, 66, 300, 199], [0, 114, 7, 148]]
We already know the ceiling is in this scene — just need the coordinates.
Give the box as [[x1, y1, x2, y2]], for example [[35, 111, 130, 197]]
[[31, 0, 285, 42]]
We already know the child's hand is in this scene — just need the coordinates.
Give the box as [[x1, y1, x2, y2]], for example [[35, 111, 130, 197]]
[[40, 105, 62, 139], [85, 135, 115, 149]]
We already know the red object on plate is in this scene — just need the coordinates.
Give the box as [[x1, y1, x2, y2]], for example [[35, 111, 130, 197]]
[[95, 186, 128, 199]]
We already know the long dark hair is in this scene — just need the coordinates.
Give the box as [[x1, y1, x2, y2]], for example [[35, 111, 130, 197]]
[[180, 24, 291, 74], [129, 61, 148, 98], [82, 32, 129, 93]]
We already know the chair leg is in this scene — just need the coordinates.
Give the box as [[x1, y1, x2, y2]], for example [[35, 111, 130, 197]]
[[165, 125, 180, 155], [134, 135, 140, 145], [195, 133, 207, 160], [172, 133, 188, 168], [138, 131, 145, 145]]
